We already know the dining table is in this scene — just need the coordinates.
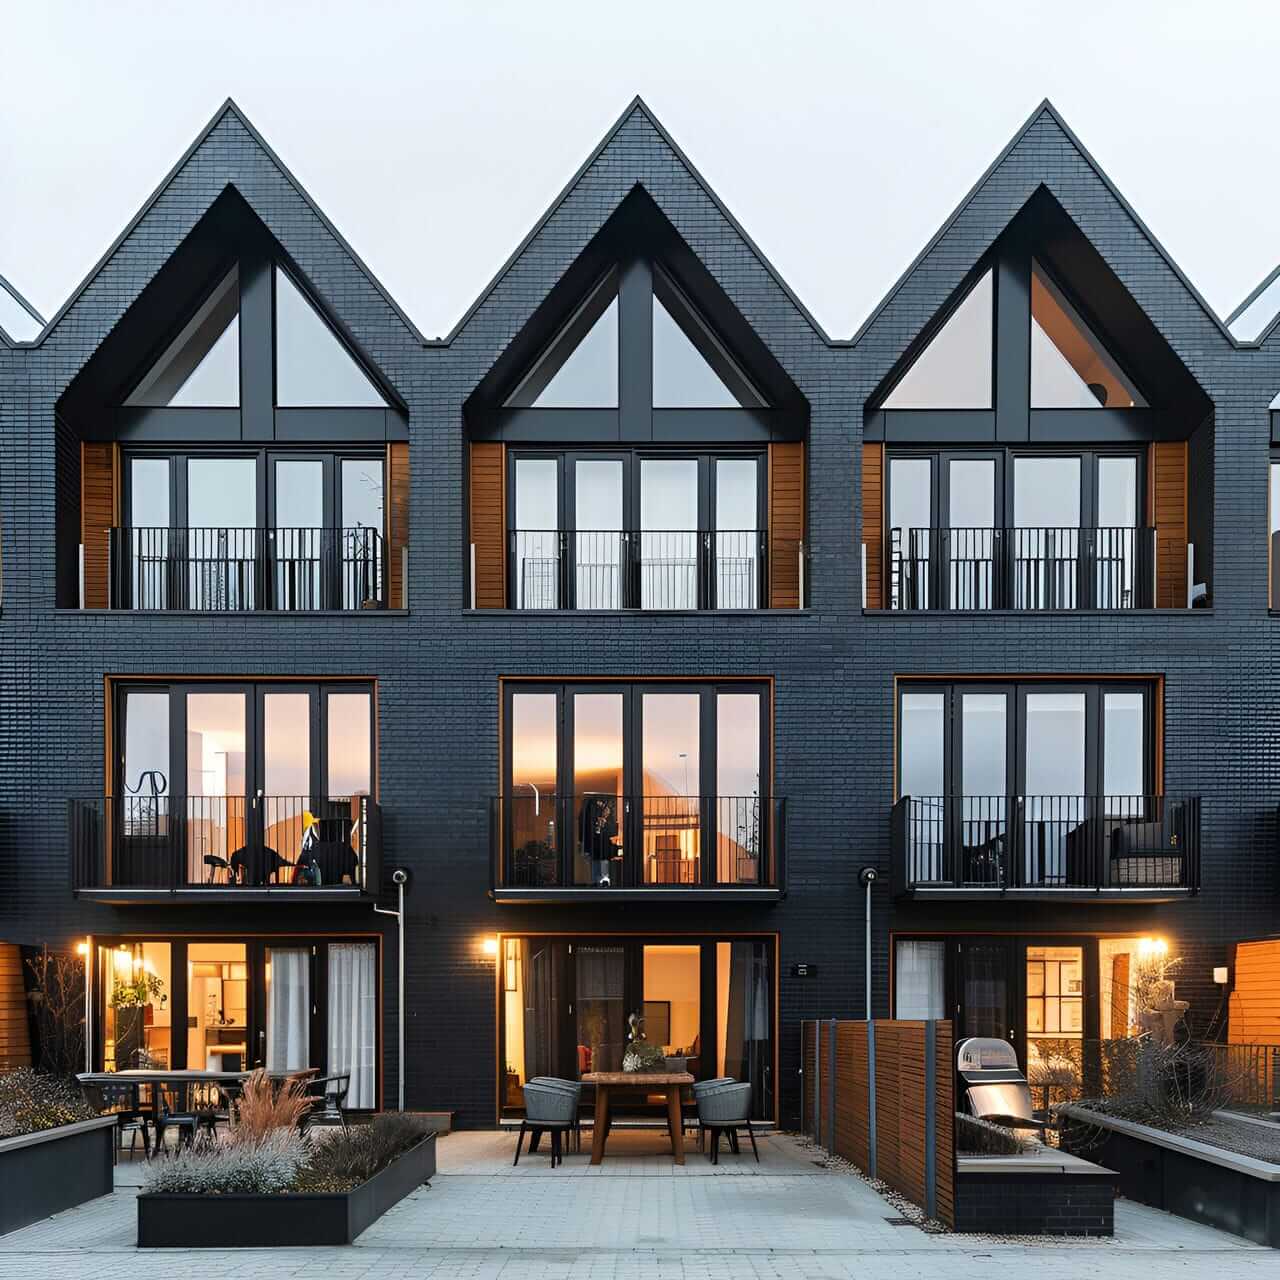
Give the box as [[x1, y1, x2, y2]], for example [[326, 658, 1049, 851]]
[[581, 1071, 695, 1165]]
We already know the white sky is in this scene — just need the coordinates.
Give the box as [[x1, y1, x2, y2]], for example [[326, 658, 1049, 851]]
[[3, 0, 1279, 340]]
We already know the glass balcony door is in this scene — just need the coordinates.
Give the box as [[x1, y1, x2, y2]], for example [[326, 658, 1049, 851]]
[[512, 457, 560, 608], [187, 458, 259, 610], [640, 459, 700, 609], [640, 691, 702, 885], [713, 458, 761, 608], [273, 457, 326, 609], [185, 690, 248, 885], [571, 458, 625, 609]]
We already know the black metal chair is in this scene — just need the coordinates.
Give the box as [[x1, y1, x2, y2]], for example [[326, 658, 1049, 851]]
[[153, 1082, 201, 1153], [299, 1072, 352, 1132], [84, 1079, 152, 1159]]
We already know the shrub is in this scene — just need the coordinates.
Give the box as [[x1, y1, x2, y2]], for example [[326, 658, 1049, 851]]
[[0, 1069, 95, 1138], [232, 1069, 313, 1144], [142, 1129, 308, 1195], [295, 1113, 431, 1192]]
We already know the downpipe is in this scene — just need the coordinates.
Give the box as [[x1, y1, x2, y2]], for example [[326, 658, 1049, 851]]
[[374, 870, 409, 1111]]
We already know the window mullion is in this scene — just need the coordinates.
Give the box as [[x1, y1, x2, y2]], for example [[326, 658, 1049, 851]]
[[617, 258, 653, 441]]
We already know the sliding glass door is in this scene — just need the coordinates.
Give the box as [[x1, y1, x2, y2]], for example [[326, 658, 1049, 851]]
[[500, 935, 775, 1121]]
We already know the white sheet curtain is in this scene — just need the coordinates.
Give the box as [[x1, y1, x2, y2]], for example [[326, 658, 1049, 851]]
[[894, 940, 946, 1020], [328, 942, 377, 1108], [266, 948, 310, 1071]]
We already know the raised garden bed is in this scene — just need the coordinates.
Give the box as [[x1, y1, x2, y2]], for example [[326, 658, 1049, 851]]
[[0, 1115, 117, 1236], [137, 1130, 436, 1248], [1061, 1105, 1280, 1247], [956, 1149, 1116, 1236]]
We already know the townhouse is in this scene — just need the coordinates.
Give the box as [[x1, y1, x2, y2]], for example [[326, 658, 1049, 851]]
[[0, 97, 1276, 1127]]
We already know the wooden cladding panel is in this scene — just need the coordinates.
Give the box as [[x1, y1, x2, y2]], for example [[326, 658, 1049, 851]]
[[817, 1021, 832, 1148], [387, 442, 410, 609], [1230, 940, 1280, 1044], [802, 1019, 816, 1138], [768, 442, 804, 608], [833, 1021, 871, 1171], [862, 443, 884, 609], [81, 442, 118, 609], [469, 442, 506, 609], [0, 944, 31, 1070], [1150, 441, 1188, 609]]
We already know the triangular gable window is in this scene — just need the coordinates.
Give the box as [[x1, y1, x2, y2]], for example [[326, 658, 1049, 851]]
[[882, 270, 993, 410], [275, 266, 388, 408], [1031, 260, 1146, 409], [126, 268, 240, 407], [652, 295, 740, 408], [507, 264, 763, 410]]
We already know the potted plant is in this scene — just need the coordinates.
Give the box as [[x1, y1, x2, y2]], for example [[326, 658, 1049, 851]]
[[110, 970, 165, 1070]]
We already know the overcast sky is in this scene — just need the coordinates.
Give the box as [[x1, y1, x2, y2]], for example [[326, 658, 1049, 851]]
[[3, 0, 1279, 340]]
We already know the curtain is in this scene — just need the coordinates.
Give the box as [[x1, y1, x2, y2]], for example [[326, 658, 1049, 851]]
[[266, 948, 310, 1072], [328, 942, 377, 1108], [723, 942, 772, 1119], [572, 945, 625, 1075], [894, 940, 945, 1019]]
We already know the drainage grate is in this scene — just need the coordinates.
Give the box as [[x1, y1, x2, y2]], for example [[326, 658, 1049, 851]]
[[884, 1217, 915, 1226]]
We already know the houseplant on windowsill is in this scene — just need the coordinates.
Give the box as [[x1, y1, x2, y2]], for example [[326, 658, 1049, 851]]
[[110, 971, 165, 1070]]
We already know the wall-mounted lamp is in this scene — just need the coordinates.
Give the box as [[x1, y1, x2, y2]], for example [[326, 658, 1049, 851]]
[[503, 939, 521, 993], [75, 941, 88, 957], [1213, 966, 1229, 985], [482, 936, 499, 958]]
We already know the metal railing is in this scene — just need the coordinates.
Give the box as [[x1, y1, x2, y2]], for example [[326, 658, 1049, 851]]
[[490, 793, 785, 890], [70, 794, 381, 892], [108, 527, 385, 611], [888, 526, 1156, 610], [509, 529, 800, 609], [891, 794, 1200, 892]]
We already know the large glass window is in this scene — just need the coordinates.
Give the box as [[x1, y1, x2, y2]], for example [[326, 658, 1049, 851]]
[[99, 942, 172, 1070], [894, 940, 945, 1020], [503, 682, 769, 889]]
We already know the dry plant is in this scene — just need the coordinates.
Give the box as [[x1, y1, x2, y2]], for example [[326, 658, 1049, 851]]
[[231, 1069, 313, 1144], [24, 949, 85, 1077]]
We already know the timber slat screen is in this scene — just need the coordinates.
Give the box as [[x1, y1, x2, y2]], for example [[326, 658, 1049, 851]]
[[0, 943, 32, 1069], [802, 1018, 954, 1228]]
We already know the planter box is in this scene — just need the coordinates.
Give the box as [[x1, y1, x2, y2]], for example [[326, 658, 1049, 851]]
[[956, 1151, 1116, 1236], [0, 1115, 117, 1236], [1061, 1106, 1280, 1247], [137, 1130, 436, 1248]]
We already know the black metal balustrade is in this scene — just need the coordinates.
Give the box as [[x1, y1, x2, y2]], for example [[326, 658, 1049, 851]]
[[509, 530, 800, 609], [108, 527, 385, 611], [890, 794, 1200, 894], [70, 794, 381, 894], [490, 793, 785, 891], [888, 526, 1157, 610]]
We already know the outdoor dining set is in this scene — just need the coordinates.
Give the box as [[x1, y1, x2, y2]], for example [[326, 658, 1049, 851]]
[[75, 1067, 352, 1157], [513, 1074, 758, 1168]]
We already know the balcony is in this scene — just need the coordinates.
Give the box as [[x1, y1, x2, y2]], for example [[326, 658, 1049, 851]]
[[70, 794, 382, 903], [887, 526, 1157, 611], [489, 793, 786, 902], [106, 527, 386, 611], [891, 794, 1200, 902], [508, 530, 802, 610]]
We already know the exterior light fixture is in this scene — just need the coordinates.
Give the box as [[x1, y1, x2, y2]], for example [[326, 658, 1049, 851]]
[[503, 938, 521, 992], [1213, 966, 1229, 985], [482, 936, 499, 958], [75, 941, 88, 957]]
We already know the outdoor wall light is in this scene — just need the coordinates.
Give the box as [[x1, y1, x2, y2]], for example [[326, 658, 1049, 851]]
[[1213, 966, 1229, 985], [482, 936, 499, 958], [75, 941, 88, 956]]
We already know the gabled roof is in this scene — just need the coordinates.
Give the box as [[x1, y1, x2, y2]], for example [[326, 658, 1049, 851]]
[[1227, 264, 1280, 346], [15, 97, 424, 362], [443, 95, 830, 352], [0, 272, 46, 346], [851, 99, 1239, 366]]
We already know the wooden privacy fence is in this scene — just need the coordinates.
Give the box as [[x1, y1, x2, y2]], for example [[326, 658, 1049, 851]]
[[801, 1019, 955, 1228]]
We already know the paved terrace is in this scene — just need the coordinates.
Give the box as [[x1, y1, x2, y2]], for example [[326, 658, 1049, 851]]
[[0, 1129, 1270, 1278]]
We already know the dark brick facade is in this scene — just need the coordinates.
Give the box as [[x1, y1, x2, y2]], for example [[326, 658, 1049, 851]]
[[0, 97, 1276, 1128], [955, 1169, 1116, 1236]]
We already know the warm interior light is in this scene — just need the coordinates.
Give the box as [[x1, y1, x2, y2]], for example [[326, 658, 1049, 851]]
[[482, 936, 499, 957]]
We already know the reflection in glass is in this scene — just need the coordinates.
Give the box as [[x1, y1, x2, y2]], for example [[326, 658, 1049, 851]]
[[1103, 692, 1144, 808], [715, 458, 759, 608], [900, 691, 944, 881], [1096, 456, 1138, 608], [889, 457, 933, 608], [531, 297, 619, 408], [275, 267, 386, 408], [328, 692, 372, 796], [121, 692, 170, 876], [510, 693, 558, 885], [572, 693, 623, 886], [641, 459, 699, 608], [652, 296, 738, 407], [274, 460, 324, 609], [1023, 692, 1085, 886], [642, 693, 700, 883], [188, 458, 258, 609], [948, 459, 995, 609], [185, 693, 247, 884], [263, 693, 311, 881], [514, 458, 560, 609], [129, 459, 172, 609], [574, 459, 623, 609], [961, 693, 1006, 886], [717, 693, 762, 883], [960, 943, 1009, 1042], [341, 459, 385, 608], [883, 270, 993, 409], [1013, 457, 1081, 608], [1031, 261, 1144, 409]]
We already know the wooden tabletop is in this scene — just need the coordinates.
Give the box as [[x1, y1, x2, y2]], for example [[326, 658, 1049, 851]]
[[581, 1072, 695, 1086]]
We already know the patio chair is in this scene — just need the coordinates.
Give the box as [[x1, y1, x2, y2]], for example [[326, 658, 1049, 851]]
[[85, 1079, 152, 1159], [299, 1072, 351, 1132], [514, 1079, 579, 1168], [526, 1076, 583, 1152], [154, 1082, 201, 1153], [689, 1077, 735, 1149], [695, 1080, 757, 1164]]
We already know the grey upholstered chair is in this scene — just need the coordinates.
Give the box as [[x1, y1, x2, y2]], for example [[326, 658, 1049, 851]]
[[689, 1077, 735, 1149], [515, 1078, 581, 1167], [695, 1080, 757, 1164]]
